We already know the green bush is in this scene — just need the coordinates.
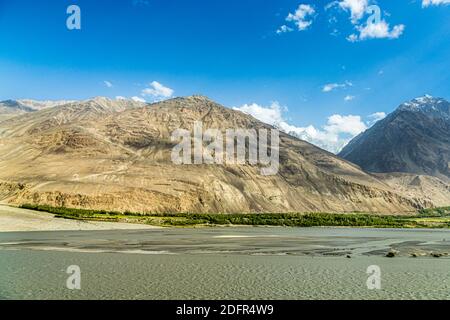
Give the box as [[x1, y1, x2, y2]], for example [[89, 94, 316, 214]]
[[21, 203, 448, 228]]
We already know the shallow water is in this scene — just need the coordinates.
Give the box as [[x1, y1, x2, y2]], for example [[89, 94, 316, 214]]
[[1, 227, 450, 299]]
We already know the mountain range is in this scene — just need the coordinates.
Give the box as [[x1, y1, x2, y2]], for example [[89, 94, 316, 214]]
[[0, 95, 448, 214]]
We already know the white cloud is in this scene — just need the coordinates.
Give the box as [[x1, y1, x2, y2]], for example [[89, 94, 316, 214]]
[[285, 4, 316, 31], [338, 0, 369, 24], [234, 102, 285, 126], [422, 0, 450, 7], [325, 114, 367, 136], [131, 96, 146, 103], [104, 81, 113, 88], [234, 101, 371, 153], [344, 95, 355, 101], [281, 1, 405, 41], [276, 25, 294, 34], [322, 81, 353, 92], [367, 112, 386, 125], [327, 1, 405, 41], [346, 34, 359, 42], [356, 21, 405, 41], [141, 81, 174, 101]]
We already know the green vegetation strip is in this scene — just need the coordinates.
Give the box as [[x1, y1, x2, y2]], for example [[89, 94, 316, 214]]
[[19, 204, 450, 228]]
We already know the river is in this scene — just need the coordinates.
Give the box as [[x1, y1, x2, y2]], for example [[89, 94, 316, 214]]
[[1, 227, 450, 299]]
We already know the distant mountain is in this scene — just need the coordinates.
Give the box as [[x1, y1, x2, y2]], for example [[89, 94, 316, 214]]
[[339, 95, 450, 181], [0, 99, 75, 111], [0, 99, 75, 121], [0, 97, 146, 122], [0, 96, 431, 214]]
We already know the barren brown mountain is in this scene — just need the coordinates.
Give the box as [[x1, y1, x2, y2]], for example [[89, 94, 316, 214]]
[[374, 173, 450, 208], [0, 96, 437, 214]]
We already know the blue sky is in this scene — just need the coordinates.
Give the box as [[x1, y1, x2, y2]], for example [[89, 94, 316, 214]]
[[0, 0, 449, 151]]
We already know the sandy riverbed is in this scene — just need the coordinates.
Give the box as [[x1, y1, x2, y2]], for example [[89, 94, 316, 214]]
[[0, 204, 159, 232], [2, 227, 450, 299]]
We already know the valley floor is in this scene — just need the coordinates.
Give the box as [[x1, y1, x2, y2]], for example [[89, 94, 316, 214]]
[[1, 203, 450, 231], [2, 227, 450, 299], [0, 204, 159, 232]]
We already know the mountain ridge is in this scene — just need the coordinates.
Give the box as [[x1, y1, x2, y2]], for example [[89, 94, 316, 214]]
[[0, 96, 432, 214]]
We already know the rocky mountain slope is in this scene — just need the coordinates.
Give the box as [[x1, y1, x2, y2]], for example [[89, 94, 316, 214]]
[[0, 96, 434, 214], [339, 96, 450, 182], [374, 173, 450, 207]]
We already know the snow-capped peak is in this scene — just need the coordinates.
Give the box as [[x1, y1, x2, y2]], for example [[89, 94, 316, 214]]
[[398, 96, 450, 120]]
